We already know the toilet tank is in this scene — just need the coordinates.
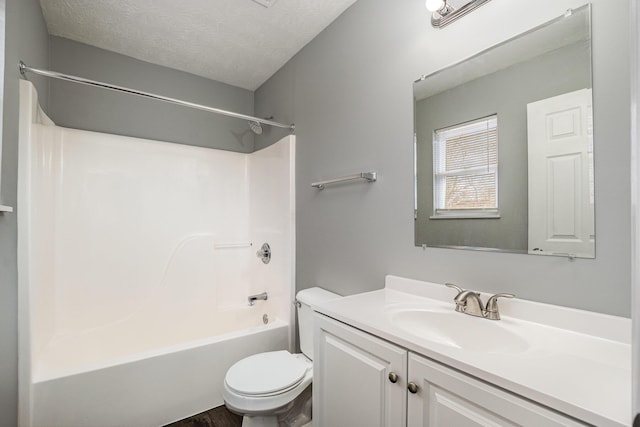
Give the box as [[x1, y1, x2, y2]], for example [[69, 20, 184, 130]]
[[296, 287, 340, 360]]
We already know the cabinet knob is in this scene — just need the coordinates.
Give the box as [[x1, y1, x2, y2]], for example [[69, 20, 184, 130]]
[[388, 372, 399, 383], [407, 382, 419, 394]]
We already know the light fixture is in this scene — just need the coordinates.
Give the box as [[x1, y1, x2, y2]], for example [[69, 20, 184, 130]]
[[425, 0, 446, 12], [427, 0, 492, 29]]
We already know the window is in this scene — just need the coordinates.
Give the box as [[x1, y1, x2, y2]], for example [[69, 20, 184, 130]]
[[432, 115, 499, 219]]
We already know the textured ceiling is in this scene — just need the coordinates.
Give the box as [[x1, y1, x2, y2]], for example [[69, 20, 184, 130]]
[[39, 0, 358, 90]]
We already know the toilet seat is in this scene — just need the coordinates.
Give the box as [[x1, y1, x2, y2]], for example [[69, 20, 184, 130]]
[[225, 351, 309, 396], [223, 351, 313, 415]]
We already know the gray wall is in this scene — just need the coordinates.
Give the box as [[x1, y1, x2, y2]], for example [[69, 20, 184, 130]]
[[255, 0, 631, 317], [1, 0, 49, 425], [49, 36, 256, 153], [416, 41, 591, 251]]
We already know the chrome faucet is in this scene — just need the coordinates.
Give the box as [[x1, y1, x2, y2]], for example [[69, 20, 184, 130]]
[[445, 283, 514, 320], [453, 289, 485, 317], [248, 292, 268, 306]]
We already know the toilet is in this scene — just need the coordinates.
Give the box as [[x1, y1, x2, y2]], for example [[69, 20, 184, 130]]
[[223, 287, 340, 427]]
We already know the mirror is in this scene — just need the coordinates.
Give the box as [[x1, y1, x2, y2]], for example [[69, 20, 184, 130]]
[[414, 5, 594, 259]]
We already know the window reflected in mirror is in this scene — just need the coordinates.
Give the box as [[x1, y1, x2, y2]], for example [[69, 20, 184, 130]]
[[432, 115, 499, 219]]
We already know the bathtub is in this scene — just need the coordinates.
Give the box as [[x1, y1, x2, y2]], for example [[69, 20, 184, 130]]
[[31, 312, 289, 427]]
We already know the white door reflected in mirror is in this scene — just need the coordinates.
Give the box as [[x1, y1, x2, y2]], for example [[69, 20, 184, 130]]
[[527, 89, 595, 258]]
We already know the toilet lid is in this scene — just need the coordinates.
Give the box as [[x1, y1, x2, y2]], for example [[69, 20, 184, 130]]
[[225, 351, 310, 396]]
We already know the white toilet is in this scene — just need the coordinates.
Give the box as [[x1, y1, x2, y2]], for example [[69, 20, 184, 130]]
[[223, 287, 340, 427]]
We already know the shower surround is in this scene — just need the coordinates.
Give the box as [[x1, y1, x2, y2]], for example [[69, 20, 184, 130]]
[[17, 80, 295, 426]]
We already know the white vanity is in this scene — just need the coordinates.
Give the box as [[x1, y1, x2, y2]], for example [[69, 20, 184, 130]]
[[312, 276, 630, 427]]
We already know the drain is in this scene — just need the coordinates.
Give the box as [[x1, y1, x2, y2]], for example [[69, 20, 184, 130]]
[[263, 314, 269, 324]]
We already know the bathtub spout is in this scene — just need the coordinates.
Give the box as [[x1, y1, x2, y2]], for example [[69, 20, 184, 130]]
[[248, 292, 268, 306]]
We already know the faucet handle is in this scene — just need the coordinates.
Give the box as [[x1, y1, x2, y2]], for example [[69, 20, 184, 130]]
[[484, 293, 515, 320], [445, 283, 464, 294], [445, 283, 467, 313]]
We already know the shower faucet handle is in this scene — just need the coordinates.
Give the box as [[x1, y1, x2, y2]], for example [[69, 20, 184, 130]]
[[256, 243, 271, 264]]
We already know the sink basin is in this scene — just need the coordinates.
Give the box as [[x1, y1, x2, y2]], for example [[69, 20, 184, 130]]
[[388, 308, 530, 354]]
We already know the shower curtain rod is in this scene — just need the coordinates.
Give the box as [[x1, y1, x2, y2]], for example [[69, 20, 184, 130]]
[[18, 61, 295, 132]]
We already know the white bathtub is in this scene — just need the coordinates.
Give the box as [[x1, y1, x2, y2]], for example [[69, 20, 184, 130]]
[[31, 314, 289, 427]]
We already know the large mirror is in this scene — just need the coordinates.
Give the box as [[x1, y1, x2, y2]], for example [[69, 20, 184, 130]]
[[414, 5, 594, 259]]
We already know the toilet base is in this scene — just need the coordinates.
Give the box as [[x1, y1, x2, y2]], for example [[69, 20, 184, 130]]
[[233, 386, 312, 427]]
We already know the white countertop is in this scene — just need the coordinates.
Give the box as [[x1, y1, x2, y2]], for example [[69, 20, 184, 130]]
[[314, 275, 631, 427]]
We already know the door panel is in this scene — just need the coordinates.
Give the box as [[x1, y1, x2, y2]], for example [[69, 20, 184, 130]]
[[314, 314, 406, 427], [407, 353, 586, 427]]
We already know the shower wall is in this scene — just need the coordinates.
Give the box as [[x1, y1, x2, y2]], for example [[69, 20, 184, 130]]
[[35, 127, 253, 344]]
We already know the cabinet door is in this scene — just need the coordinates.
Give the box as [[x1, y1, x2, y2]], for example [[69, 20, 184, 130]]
[[314, 314, 407, 427], [407, 353, 587, 427]]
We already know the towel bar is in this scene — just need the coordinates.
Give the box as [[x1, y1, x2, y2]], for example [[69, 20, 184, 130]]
[[311, 172, 377, 190]]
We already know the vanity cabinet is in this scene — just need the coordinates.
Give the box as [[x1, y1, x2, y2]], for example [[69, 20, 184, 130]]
[[407, 353, 586, 427], [314, 314, 587, 427], [313, 311, 407, 427]]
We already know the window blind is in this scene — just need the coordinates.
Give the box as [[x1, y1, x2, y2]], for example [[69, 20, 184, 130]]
[[433, 115, 498, 215]]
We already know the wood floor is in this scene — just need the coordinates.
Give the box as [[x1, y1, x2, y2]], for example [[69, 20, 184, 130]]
[[164, 405, 242, 427]]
